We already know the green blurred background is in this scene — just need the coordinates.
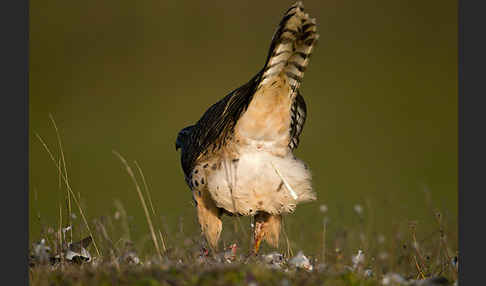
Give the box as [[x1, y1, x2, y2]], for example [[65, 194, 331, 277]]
[[30, 1, 457, 252]]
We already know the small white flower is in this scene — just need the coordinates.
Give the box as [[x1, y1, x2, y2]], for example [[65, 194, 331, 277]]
[[354, 204, 363, 215], [319, 204, 328, 213], [352, 249, 364, 269]]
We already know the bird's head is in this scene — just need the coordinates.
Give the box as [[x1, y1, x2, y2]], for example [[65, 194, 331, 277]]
[[175, 125, 194, 151]]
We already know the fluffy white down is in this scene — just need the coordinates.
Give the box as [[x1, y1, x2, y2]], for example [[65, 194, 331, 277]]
[[206, 150, 315, 215]]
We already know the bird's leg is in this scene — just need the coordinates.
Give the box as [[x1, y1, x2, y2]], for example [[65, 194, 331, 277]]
[[194, 189, 222, 251], [253, 214, 266, 255], [263, 214, 282, 248], [253, 212, 282, 255]]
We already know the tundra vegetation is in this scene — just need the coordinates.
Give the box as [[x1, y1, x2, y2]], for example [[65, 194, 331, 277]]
[[29, 120, 457, 286]]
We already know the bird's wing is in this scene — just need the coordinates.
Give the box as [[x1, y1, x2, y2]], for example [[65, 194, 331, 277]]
[[289, 90, 307, 150], [180, 72, 262, 178]]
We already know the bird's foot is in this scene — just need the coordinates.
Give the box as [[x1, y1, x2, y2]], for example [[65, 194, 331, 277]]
[[252, 218, 265, 255]]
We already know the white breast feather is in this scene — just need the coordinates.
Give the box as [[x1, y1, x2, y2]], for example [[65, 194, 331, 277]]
[[206, 149, 314, 215]]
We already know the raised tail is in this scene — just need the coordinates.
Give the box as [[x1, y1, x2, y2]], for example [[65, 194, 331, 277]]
[[258, 1, 319, 95]]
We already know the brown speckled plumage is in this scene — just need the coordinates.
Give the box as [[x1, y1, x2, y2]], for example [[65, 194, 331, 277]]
[[176, 1, 318, 252]]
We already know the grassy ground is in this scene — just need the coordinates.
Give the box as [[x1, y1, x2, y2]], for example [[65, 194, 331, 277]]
[[29, 121, 458, 285], [29, 187, 458, 286], [29, 212, 458, 286]]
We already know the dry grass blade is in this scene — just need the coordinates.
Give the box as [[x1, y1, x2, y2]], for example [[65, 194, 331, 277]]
[[35, 132, 102, 257], [157, 230, 167, 254], [49, 114, 73, 243], [321, 218, 327, 264], [434, 211, 457, 280], [281, 218, 293, 258], [58, 203, 63, 257], [112, 150, 163, 261], [133, 161, 156, 216], [134, 160, 167, 253], [413, 255, 426, 279]]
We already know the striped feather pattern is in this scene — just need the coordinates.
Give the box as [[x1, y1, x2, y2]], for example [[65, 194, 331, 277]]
[[289, 91, 307, 150], [259, 1, 319, 96]]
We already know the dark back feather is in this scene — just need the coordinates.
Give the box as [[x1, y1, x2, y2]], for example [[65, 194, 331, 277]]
[[289, 91, 307, 150], [178, 72, 262, 178]]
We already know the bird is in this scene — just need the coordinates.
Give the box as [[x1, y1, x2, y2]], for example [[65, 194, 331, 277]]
[[176, 1, 318, 255]]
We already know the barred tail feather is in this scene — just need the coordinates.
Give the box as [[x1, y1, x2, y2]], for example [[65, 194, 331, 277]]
[[259, 1, 319, 94]]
